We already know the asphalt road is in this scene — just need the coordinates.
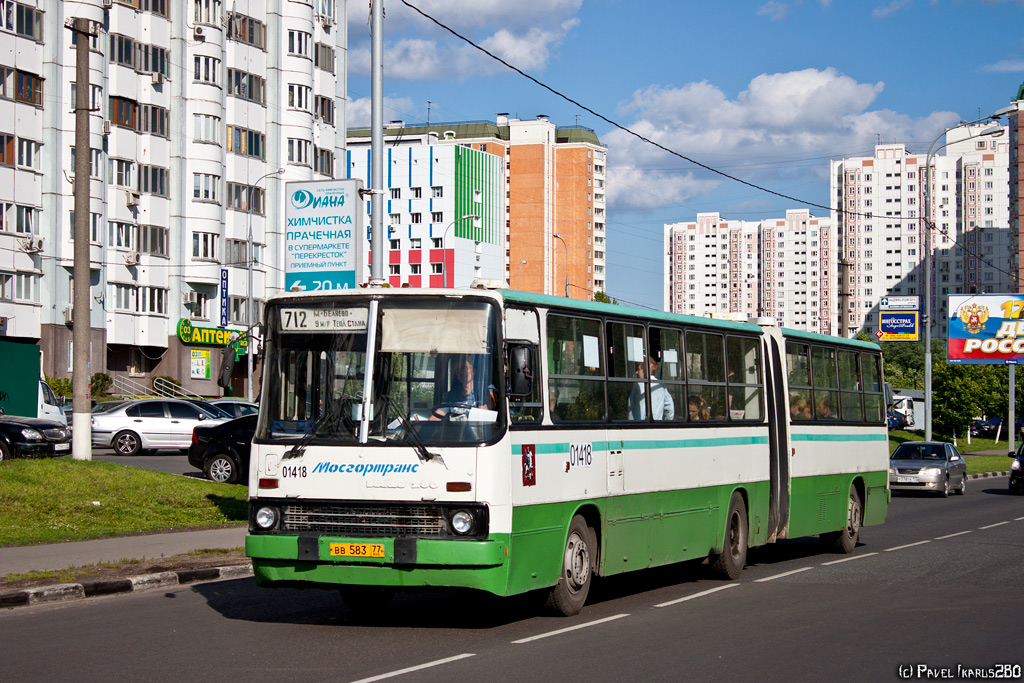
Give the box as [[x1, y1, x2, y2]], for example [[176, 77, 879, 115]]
[[2, 478, 1022, 683], [92, 449, 204, 478]]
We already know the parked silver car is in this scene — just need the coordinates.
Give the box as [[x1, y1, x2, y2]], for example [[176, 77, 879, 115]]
[[91, 398, 226, 456], [889, 441, 967, 497]]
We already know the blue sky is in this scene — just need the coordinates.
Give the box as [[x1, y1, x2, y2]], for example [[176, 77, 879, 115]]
[[345, 0, 1024, 310]]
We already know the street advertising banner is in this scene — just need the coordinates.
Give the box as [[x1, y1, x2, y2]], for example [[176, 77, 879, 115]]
[[284, 179, 364, 292], [947, 294, 1024, 365], [877, 311, 919, 341]]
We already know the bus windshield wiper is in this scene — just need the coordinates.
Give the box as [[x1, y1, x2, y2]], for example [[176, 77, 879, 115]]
[[383, 393, 444, 465], [282, 396, 355, 459]]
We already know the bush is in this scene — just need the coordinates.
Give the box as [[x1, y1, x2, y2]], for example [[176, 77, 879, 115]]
[[47, 376, 73, 399], [90, 373, 112, 398]]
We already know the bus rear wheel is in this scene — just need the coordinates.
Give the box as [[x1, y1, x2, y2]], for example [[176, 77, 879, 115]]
[[822, 485, 862, 554], [710, 492, 748, 580], [544, 515, 594, 617]]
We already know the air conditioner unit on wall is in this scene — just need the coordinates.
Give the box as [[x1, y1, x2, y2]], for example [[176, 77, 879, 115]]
[[101, 0, 112, 9], [151, 71, 164, 85], [124, 251, 141, 266], [63, 305, 74, 324], [193, 26, 205, 40], [102, 120, 110, 136], [183, 291, 198, 305], [20, 237, 43, 253], [126, 190, 140, 207]]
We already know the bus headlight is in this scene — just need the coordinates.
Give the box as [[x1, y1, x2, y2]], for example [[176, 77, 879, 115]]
[[451, 510, 475, 535], [255, 506, 279, 530]]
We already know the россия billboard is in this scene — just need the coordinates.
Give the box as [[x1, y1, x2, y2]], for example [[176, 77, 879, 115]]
[[947, 294, 1024, 365], [284, 179, 364, 292]]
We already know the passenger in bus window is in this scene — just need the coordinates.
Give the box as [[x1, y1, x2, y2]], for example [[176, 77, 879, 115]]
[[816, 395, 836, 419], [688, 395, 708, 421], [430, 356, 496, 420], [629, 356, 674, 421]]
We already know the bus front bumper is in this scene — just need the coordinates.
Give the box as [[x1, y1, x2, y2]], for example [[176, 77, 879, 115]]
[[246, 533, 510, 594]]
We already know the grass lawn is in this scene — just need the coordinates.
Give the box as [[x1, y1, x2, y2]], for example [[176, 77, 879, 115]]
[[0, 459, 247, 547]]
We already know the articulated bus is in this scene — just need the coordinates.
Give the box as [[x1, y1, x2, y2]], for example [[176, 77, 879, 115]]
[[245, 286, 889, 615]]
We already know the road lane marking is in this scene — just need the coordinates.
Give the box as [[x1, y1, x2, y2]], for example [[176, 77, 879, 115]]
[[884, 540, 931, 552], [348, 653, 476, 683], [821, 552, 878, 566], [979, 521, 1010, 529], [654, 583, 739, 608], [934, 530, 972, 540], [1016, 516, 1024, 521], [511, 614, 630, 644], [754, 566, 814, 582]]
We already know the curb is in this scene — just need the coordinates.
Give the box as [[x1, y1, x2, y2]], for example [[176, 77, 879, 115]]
[[967, 471, 1010, 479], [0, 564, 253, 610]]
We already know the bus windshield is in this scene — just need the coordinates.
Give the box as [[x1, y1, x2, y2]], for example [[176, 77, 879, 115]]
[[259, 297, 503, 446]]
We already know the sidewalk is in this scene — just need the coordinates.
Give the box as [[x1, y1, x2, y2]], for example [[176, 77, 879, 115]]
[[0, 525, 247, 578]]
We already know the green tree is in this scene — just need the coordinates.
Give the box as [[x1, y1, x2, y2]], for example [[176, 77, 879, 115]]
[[931, 361, 983, 437], [593, 291, 618, 305]]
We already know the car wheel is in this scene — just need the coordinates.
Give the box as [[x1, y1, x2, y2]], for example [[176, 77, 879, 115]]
[[544, 514, 595, 616], [0, 440, 10, 463], [114, 430, 142, 456], [940, 475, 950, 498], [710, 491, 748, 579], [957, 473, 967, 496], [204, 453, 237, 484]]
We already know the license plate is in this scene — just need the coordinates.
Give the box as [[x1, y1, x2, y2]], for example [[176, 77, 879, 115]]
[[329, 542, 385, 558], [54, 443, 70, 452], [896, 476, 916, 483]]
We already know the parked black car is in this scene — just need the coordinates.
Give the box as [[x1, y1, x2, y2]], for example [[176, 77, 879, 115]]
[[1010, 444, 1024, 495], [0, 414, 73, 461], [188, 414, 256, 484]]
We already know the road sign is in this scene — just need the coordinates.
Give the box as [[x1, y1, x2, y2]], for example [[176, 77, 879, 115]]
[[878, 311, 919, 341], [879, 296, 920, 311]]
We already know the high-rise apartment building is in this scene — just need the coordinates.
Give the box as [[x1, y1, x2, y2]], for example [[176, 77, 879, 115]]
[[0, 0, 346, 396], [1010, 84, 1023, 290], [831, 130, 1010, 338], [348, 115, 607, 298], [664, 210, 834, 333]]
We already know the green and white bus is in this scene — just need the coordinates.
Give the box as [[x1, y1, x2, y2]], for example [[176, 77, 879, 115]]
[[246, 286, 889, 615]]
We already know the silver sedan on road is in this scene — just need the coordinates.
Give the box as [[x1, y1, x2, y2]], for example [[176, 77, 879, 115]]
[[889, 441, 968, 497], [91, 398, 226, 456]]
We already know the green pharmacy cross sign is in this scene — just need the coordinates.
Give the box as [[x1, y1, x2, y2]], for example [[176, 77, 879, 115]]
[[177, 319, 248, 359]]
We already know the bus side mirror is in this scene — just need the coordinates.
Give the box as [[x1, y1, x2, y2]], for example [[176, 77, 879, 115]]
[[508, 345, 533, 397], [217, 344, 236, 389]]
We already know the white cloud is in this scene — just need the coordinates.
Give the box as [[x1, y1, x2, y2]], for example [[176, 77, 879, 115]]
[[347, 0, 582, 79], [346, 96, 418, 128], [758, 2, 793, 21], [605, 68, 959, 211], [981, 58, 1024, 73], [872, 0, 913, 18]]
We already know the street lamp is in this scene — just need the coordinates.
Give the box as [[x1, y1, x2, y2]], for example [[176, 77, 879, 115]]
[[922, 120, 1006, 440], [518, 259, 527, 289], [442, 214, 480, 288], [553, 233, 568, 297], [247, 167, 284, 402]]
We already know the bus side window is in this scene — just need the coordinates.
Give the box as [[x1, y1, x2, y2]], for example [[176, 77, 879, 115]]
[[547, 314, 606, 422], [510, 344, 543, 423]]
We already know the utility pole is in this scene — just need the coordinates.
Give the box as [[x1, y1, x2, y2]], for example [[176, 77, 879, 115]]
[[838, 257, 852, 337], [368, 0, 384, 284], [71, 16, 93, 460]]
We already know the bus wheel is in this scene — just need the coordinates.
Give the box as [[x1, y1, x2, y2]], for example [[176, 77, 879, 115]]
[[822, 485, 862, 554], [710, 492, 748, 580], [545, 515, 593, 616], [339, 586, 395, 615]]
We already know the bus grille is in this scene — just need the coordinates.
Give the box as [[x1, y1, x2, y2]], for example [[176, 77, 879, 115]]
[[282, 502, 447, 537]]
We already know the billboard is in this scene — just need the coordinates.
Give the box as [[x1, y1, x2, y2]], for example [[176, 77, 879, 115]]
[[878, 311, 919, 341], [284, 180, 364, 292], [947, 294, 1024, 365]]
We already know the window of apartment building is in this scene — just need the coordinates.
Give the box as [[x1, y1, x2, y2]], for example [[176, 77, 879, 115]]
[[194, 56, 220, 85], [109, 159, 134, 188], [226, 69, 265, 103], [194, 114, 220, 143], [139, 224, 167, 256], [69, 83, 103, 112], [193, 232, 218, 260], [139, 165, 168, 196], [410, 263, 421, 275], [138, 287, 167, 315], [192, 172, 219, 202], [108, 221, 136, 249], [431, 186, 443, 198], [410, 238, 421, 249], [288, 30, 312, 57], [227, 13, 266, 49], [15, 137, 39, 171], [112, 283, 137, 311], [390, 188, 401, 199], [389, 239, 400, 250], [410, 187, 422, 199], [287, 84, 311, 111], [389, 264, 400, 276], [110, 34, 136, 68], [137, 44, 168, 77], [430, 263, 443, 275], [226, 125, 265, 159], [314, 42, 335, 72], [0, 203, 35, 234], [411, 213, 422, 224], [110, 96, 137, 128], [287, 139, 311, 166], [314, 147, 333, 177], [314, 95, 334, 124], [431, 212, 443, 223], [68, 211, 102, 242], [138, 104, 169, 137], [194, 0, 222, 24], [228, 296, 250, 324], [225, 239, 251, 267], [388, 213, 400, 224], [1, 2, 43, 40], [225, 183, 264, 214]]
